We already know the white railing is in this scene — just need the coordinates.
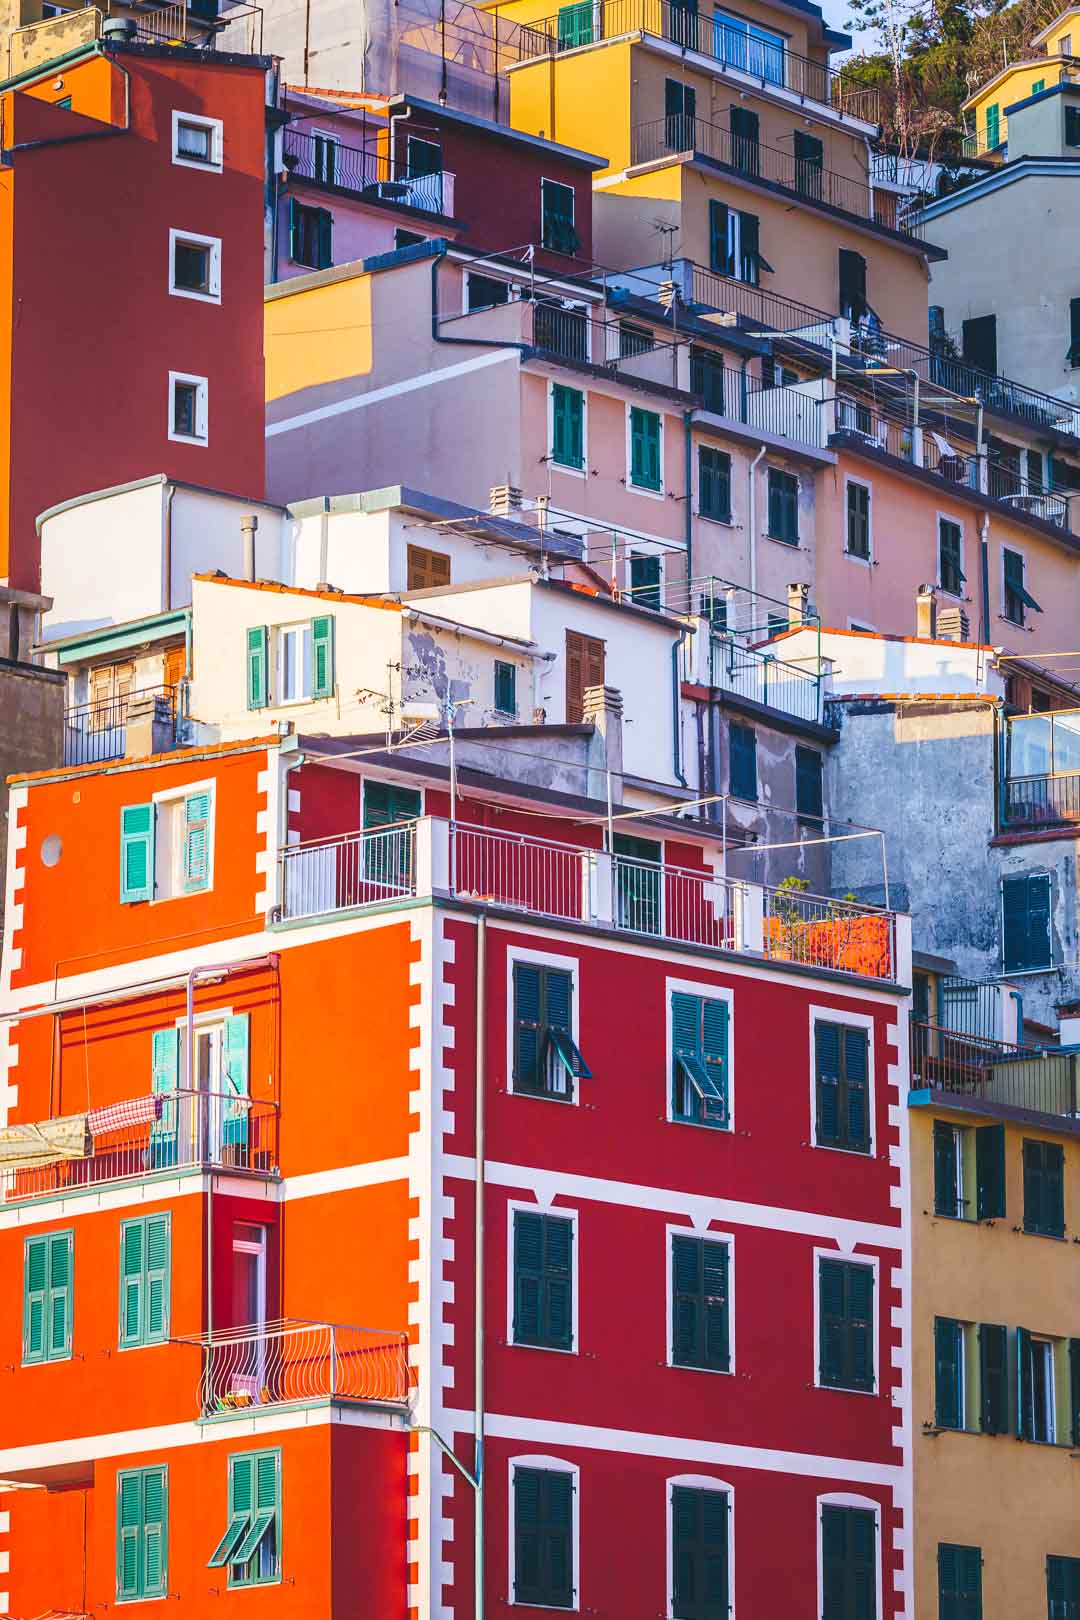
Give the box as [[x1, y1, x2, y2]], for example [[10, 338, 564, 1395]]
[[280, 823, 417, 920], [610, 854, 746, 951], [196, 1319, 411, 1415], [763, 886, 895, 979], [0, 1090, 278, 1206], [710, 638, 822, 724], [452, 823, 590, 922]]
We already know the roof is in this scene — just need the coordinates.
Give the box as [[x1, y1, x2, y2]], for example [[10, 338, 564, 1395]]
[[38, 607, 189, 664], [387, 93, 608, 170], [8, 734, 283, 788], [286, 485, 584, 562], [1031, 5, 1080, 46], [396, 570, 686, 632], [915, 153, 1080, 222], [35, 474, 287, 533], [962, 57, 1052, 110], [770, 623, 997, 653], [191, 574, 403, 612], [0, 35, 271, 93]]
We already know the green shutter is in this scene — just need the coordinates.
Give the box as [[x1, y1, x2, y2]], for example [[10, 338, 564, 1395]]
[[767, 469, 799, 542], [672, 1234, 730, 1371], [630, 407, 661, 490], [117, 1466, 168, 1603], [120, 1215, 170, 1347], [978, 1322, 1008, 1434], [1017, 1325, 1033, 1439], [316, 207, 333, 270], [672, 1486, 729, 1620], [118, 1471, 143, 1600], [938, 1543, 982, 1620], [513, 962, 543, 1091], [23, 1234, 47, 1363], [708, 199, 730, 275], [846, 482, 870, 557], [144, 1214, 170, 1344], [1069, 1340, 1080, 1447], [795, 746, 823, 822], [822, 1505, 877, 1620], [975, 1123, 1005, 1219], [843, 1027, 870, 1152], [698, 446, 732, 521], [222, 1012, 251, 1152], [552, 385, 584, 470], [935, 1316, 963, 1428], [737, 209, 762, 284], [513, 1209, 572, 1350], [557, 0, 592, 45], [120, 1219, 144, 1348], [934, 1121, 959, 1217], [1024, 1138, 1064, 1236], [311, 615, 335, 698], [246, 626, 268, 710], [729, 722, 756, 800], [120, 803, 155, 903], [47, 1230, 73, 1360], [362, 780, 422, 829], [986, 103, 1000, 148], [816, 1022, 842, 1146], [1048, 1555, 1080, 1620], [820, 1258, 874, 1391], [208, 1454, 253, 1568], [26, 1230, 73, 1365], [514, 1467, 573, 1608], [182, 790, 211, 892], [494, 660, 517, 716], [288, 196, 299, 260], [151, 1027, 179, 1164]]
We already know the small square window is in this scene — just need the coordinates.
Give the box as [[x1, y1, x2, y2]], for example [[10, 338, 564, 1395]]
[[172, 111, 223, 171], [169, 230, 221, 303], [169, 373, 208, 445]]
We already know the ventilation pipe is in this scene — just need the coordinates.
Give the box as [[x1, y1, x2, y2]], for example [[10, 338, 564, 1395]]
[[241, 514, 259, 582]]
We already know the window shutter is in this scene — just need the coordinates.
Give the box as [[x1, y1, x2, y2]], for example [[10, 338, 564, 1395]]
[[815, 1021, 842, 1145], [630, 408, 661, 490], [513, 1467, 542, 1602], [256, 1450, 279, 1512], [144, 1214, 171, 1343], [847, 1262, 874, 1391], [700, 997, 729, 1121], [1070, 297, 1080, 365], [671, 1234, 702, 1365], [1027, 873, 1052, 970], [513, 962, 543, 1090], [1025, 1138, 1064, 1235], [182, 790, 211, 892], [543, 1214, 573, 1350], [288, 197, 299, 260], [844, 1026, 870, 1151], [544, 968, 572, 1034], [795, 746, 823, 822], [935, 1316, 962, 1428], [934, 1121, 958, 1217], [142, 1467, 168, 1598], [151, 1027, 179, 1162], [311, 615, 335, 698], [729, 723, 756, 800], [978, 1322, 1008, 1434], [1069, 1340, 1080, 1447], [1017, 1325, 1033, 1439], [317, 207, 333, 270], [565, 631, 585, 724], [118, 1472, 144, 1600], [738, 209, 760, 284], [702, 1239, 730, 1371], [708, 199, 730, 274], [839, 248, 868, 318], [818, 1258, 846, 1384], [120, 803, 155, 903], [119, 1219, 144, 1348], [47, 1231, 73, 1360], [513, 1210, 544, 1343], [552, 385, 584, 470], [846, 482, 870, 556], [23, 1235, 47, 1363], [822, 1505, 877, 1620], [246, 626, 268, 710], [767, 469, 783, 538], [975, 1123, 1005, 1219], [494, 660, 516, 715], [230, 1450, 254, 1519], [939, 1543, 983, 1620]]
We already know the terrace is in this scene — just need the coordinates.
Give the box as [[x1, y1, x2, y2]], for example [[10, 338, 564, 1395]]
[[1002, 708, 1080, 828], [187, 1319, 411, 1419], [284, 127, 454, 217], [63, 685, 180, 768], [910, 1018, 1080, 1126]]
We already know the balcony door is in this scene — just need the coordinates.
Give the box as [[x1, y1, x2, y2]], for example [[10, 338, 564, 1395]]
[[230, 1223, 269, 1403]]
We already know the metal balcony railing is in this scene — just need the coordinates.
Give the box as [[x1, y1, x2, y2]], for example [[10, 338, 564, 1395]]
[[517, 0, 882, 124], [960, 129, 1007, 160], [1003, 772, 1080, 826], [630, 116, 913, 232], [0, 1090, 278, 1207], [63, 685, 177, 768], [280, 823, 418, 919], [763, 886, 895, 977], [283, 128, 453, 216], [195, 1319, 411, 1416], [911, 1019, 1080, 1119], [709, 636, 822, 723]]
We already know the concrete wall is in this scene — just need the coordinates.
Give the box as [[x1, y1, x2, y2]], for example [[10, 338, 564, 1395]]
[[0, 656, 64, 929]]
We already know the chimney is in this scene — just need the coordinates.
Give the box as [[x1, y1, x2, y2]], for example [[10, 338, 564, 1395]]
[[583, 684, 624, 803], [916, 584, 937, 639], [787, 581, 810, 628], [125, 691, 176, 761], [240, 514, 259, 581], [489, 484, 523, 517], [936, 604, 970, 643]]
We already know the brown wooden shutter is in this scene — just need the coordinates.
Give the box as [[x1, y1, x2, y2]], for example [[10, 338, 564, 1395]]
[[407, 545, 452, 590], [163, 645, 186, 689], [565, 631, 604, 723]]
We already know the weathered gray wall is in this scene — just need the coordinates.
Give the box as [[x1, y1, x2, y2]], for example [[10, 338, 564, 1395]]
[[0, 658, 65, 930]]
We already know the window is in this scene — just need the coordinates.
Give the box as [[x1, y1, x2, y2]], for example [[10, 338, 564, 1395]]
[[168, 371, 208, 445], [1069, 298, 1080, 367], [795, 747, 823, 824], [665, 77, 697, 149], [978, 1322, 1009, 1434], [117, 1467, 168, 1602], [728, 722, 757, 801], [613, 831, 661, 933], [512, 1209, 574, 1350], [933, 517, 965, 597], [767, 467, 799, 544], [962, 314, 997, 375], [467, 272, 512, 311], [690, 347, 726, 414], [277, 621, 311, 703], [512, 962, 589, 1101], [289, 199, 332, 270], [557, 0, 593, 46], [1002, 872, 1052, 972], [729, 104, 759, 175], [820, 1505, 877, 1619], [938, 1544, 982, 1620], [934, 1316, 968, 1429], [23, 1230, 72, 1364], [565, 629, 604, 724], [1066, 105, 1080, 147], [985, 103, 1000, 149], [1063, 32, 1074, 54], [1018, 1329, 1057, 1442], [1032, 77, 1046, 93], [1023, 1138, 1065, 1237], [407, 544, 451, 590], [814, 1021, 870, 1154], [169, 229, 221, 302], [120, 802, 155, 903], [846, 481, 871, 558], [714, 9, 785, 83], [172, 110, 222, 170], [311, 129, 338, 183], [395, 227, 426, 249], [1003, 547, 1042, 626], [119, 1214, 170, 1348], [264, 616, 334, 704], [1048, 1555, 1080, 1619], [671, 1235, 730, 1370], [629, 406, 662, 491], [934, 1120, 1005, 1221], [406, 135, 441, 177], [698, 446, 732, 521], [208, 1450, 281, 1586], [363, 781, 422, 833], [551, 383, 585, 470], [512, 1465, 574, 1608], [670, 991, 729, 1128], [671, 1485, 730, 1618], [838, 248, 868, 322], [709, 201, 771, 284], [818, 1258, 874, 1391], [541, 178, 578, 255], [494, 660, 517, 717], [794, 129, 824, 197], [120, 789, 213, 903], [629, 552, 662, 609]]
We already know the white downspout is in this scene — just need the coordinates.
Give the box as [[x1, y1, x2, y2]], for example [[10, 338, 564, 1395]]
[[474, 913, 487, 1620]]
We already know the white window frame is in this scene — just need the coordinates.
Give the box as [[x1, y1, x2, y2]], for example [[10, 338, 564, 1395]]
[[625, 402, 665, 500], [665, 1224, 735, 1374], [275, 620, 315, 705], [168, 227, 222, 304], [843, 475, 873, 566], [812, 1246, 880, 1395], [508, 1454, 580, 1611], [506, 1198, 580, 1355], [547, 379, 588, 479], [815, 1492, 883, 1620], [311, 127, 340, 185], [666, 1475, 736, 1620], [168, 371, 209, 446], [462, 269, 522, 316], [171, 109, 223, 173], [808, 1006, 876, 1155], [1029, 1334, 1057, 1443], [936, 509, 966, 600], [665, 976, 735, 1132], [1001, 540, 1030, 627], [505, 946, 584, 1108], [150, 777, 215, 903]]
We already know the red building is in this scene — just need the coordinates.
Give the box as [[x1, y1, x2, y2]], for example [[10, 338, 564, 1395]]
[[0, 37, 268, 590]]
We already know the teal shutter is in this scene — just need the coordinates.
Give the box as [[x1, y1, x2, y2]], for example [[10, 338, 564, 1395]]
[[246, 626, 268, 710], [208, 1453, 253, 1569], [1017, 1325, 1033, 1439], [151, 1027, 179, 1165], [182, 790, 211, 892], [672, 1234, 730, 1371], [316, 207, 333, 270], [288, 196, 299, 260], [120, 1216, 170, 1347], [120, 803, 155, 903], [512, 965, 583, 1100], [934, 1316, 963, 1428], [975, 1123, 1005, 1219], [552, 385, 584, 469], [120, 1219, 144, 1348], [729, 722, 757, 800], [514, 1467, 573, 1608], [362, 780, 422, 829], [670, 991, 728, 1127], [513, 962, 543, 1091], [118, 1471, 143, 1600], [230, 1450, 280, 1580], [494, 660, 517, 715], [513, 1210, 572, 1350], [978, 1322, 1008, 1434], [23, 1235, 47, 1363], [222, 1013, 251, 1150], [47, 1230, 73, 1360], [557, 0, 593, 45], [24, 1230, 73, 1365], [1049, 1555, 1080, 1620], [144, 1214, 170, 1344], [630, 408, 661, 490], [938, 1543, 982, 1620], [708, 199, 730, 274], [934, 1122, 959, 1217], [985, 103, 1000, 148], [311, 615, 335, 698], [672, 1486, 729, 1620], [142, 1467, 168, 1599], [701, 998, 729, 1127]]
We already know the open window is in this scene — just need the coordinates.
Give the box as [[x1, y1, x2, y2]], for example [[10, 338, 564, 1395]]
[[512, 962, 590, 1101]]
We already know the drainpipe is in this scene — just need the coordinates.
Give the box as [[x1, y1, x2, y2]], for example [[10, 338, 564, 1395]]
[[430, 244, 533, 356], [474, 913, 487, 1620], [747, 444, 767, 604], [672, 626, 690, 787], [163, 484, 176, 611], [388, 102, 412, 181], [682, 409, 694, 588], [979, 511, 991, 645]]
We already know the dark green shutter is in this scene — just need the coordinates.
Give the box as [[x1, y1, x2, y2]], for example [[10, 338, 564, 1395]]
[[672, 1234, 730, 1371], [795, 746, 823, 822], [513, 1210, 573, 1350], [839, 248, 868, 320], [978, 1322, 1008, 1434], [311, 615, 335, 698], [246, 626, 268, 710], [939, 520, 965, 595], [820, 1258, 874, 1391], [938, 1543, 982, 1620], [552, 385, 584, 470], [120, 803, 155, 903], [630, 407, 661, 490], [514, 1466, 573, 1608], [975, 1123, 1005, 1219], [1070, 1340, 1080, 1447], [672, 1486, 729, 1620], [729, 722, 756, 800], [844, 1027, 870, 1151], [934, 1121, 959, 1217], [935, 1316, 963, 1429], [846, 482, 870, 557], [513, 962, 543, 1091], [1048, 1555, 1080, 1620], [708, 200, 730, 275], [1070, 298, 1080, 365], [737, 209, 761, 284], [767, 469, 798, 542], [816, 1022, 870, 1153], [1024, 1138, 1064, 1236], [494, 660, 516, 715], [1017, 1325, 1033, 1439], [362, 780, 422, 830], [822, 1505, 877, 1620], [316, 207, 333, 270], [698, 446, 732, 520], [730, 104, 759, 174], [794, 129, 824, 194]]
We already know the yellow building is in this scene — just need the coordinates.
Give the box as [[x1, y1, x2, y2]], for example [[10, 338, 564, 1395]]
[[910, 1003, 1080, 1618], [963, 3, 1080, 156], [487, 0, 942, 339]]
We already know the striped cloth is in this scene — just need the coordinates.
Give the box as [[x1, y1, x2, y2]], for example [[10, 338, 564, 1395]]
[[87, 1094, 163, 1137]]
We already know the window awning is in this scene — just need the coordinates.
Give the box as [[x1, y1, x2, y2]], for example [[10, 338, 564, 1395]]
[[545, 1026, 592, 1080]]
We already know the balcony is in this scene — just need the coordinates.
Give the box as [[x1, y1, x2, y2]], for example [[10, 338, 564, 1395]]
[[911, 1018, 1080, 1122], [192, 1319, 411, 1417], [0, 1089, 278, 1207], [960, 129, 1007, 161], [1003, 709, 1080, 828], [709, 636, 823, 724], [63, 685, 178, 768], [516, 0, 882, 125], [630, 116, 918, 235], [278, 819, 901, 982], [283, 128, 454, 217]]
